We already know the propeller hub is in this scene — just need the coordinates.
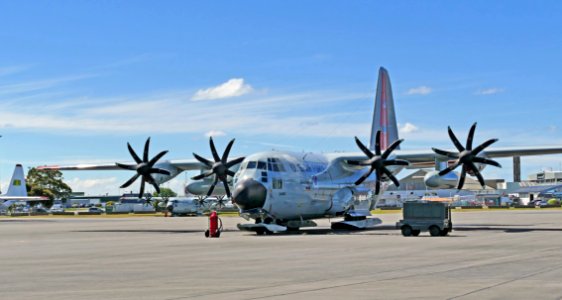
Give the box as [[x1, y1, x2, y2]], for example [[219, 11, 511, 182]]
[[232, 178, 267, 210]]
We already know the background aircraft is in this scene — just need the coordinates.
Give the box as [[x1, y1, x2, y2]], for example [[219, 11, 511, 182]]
[[39, 68, 562, 233], [1, 164, 49, 208]]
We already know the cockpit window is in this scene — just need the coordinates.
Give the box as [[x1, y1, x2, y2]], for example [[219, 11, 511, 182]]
[[257, 161, 266, 170], [247, 161, 257, 169], [267, 158, 285, 172]]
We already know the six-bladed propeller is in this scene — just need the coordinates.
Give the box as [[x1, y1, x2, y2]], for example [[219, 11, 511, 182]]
[[191, 137, 245, 197], [348, 131, 409, 195], [432, 122, 501, 190], [116, 137, 170, 198]]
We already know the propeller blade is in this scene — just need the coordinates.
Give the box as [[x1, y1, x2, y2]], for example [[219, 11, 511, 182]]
[[226, 170, 235, 177], [148, 150, 169, 167], [209, 137, 221, 162], [448, 126, 465, 152], [127, 143, 142, 164], [225, 156, 245, 168], [466, 122, 477, 150], [139, 180, 145, 198], [354, 168, 374, 185], [143, 137, 150, 162], [120, 173, 140, 188], [457, 168, 467, 190], [383, 159, 409, 166], [151, 182, 161, 194], [149, 168, 171, 175], [472, 157, 502, 168], [468, 162, 486, 187], [381, 167, 400, 187], [438, 162, 460, 176], [222, 179, 231, 198], [193, 153, 213, 168], [354, 136, 374, 158], [191, 171, 214, 180], [432, 148, 460, 159], [206, 179, 218, 196], [382, 139, 404, 159], [347, 160, 371, 166], [116, 163, 136, 170], [375, 169, 381, 195], [374, 131, 381, 156], [472, 138, 499, 155], [222, 139, 235, 162]]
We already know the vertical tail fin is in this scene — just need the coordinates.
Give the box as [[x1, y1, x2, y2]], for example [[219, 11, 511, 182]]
[[6, 164, 28, 197], [369, 67, 400, 151]]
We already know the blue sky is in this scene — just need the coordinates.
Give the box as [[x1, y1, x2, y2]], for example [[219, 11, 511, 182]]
[[1, 1, 562, 195]]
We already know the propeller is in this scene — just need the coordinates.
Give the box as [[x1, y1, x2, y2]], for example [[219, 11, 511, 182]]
[[432, 122, 501, 190], [191, 137, 244, 197], [348, 131, 409, 194], [195, 196, 209, 207], [116, 137, 171, 198], [213, 195, 228, 210]]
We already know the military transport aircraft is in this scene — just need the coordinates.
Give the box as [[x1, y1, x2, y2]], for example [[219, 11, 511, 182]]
[[39, 68, 562, 234], [1, 164, 49, 208]]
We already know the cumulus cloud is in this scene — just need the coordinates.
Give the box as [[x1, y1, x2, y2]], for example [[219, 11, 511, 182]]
[[205, 130, 226, 137], [405, 86, 432, 95], [475, 87, 504, 95], [66, 177, 119, 195], [192, 78, 253, 101], [399, 122, 419, 134]]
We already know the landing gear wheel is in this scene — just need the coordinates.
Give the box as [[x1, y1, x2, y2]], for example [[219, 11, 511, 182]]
[[401, 225, 413, 236], [412, 230, 421, 236], [429, 226, 441, 237], [440, 229, 449, 236]]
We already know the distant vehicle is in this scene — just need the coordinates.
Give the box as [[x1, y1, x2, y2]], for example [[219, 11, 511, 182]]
[[166, 196, 217, 216], [50, 205, 65, 213], [88, 207, 105, 213], [397, 202, 452, 237]]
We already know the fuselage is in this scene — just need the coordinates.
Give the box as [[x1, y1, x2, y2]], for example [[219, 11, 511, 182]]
[[230, 151, 398, 222]]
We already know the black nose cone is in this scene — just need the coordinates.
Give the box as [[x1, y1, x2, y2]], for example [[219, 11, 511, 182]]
[[232, 179, 267, 210]]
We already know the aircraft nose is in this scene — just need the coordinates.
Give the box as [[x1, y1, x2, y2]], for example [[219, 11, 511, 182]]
[[232, 179, 267, 210]]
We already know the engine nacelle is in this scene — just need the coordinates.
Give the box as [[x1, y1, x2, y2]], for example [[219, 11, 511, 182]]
[[424, 170, 459, 189], [326, 187, 354, 215], [151, 161, 181, 185], [185, 178, 227, 196]]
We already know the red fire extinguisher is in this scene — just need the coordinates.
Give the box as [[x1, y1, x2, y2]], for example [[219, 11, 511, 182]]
[[205, 211, 222, 238]]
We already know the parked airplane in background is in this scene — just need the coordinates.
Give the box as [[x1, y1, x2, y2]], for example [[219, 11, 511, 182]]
[[1, 164, 49, 208], [39, 67, 562, 234]]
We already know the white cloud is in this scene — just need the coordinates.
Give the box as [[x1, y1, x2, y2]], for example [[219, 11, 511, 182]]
[[192, 78, 253, 101], [205, 130, 226, 138], [405, 86, 432, 95], [0, 65, 31, 77], [67, 177, 119, 195], [399, 122, 419, 134], [475, 87, 504, 95]]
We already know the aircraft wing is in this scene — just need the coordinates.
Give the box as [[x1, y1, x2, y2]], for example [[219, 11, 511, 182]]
[[0, 196, 49, 201], [324, 145, 562, 171], [392, 146, 562, 168], [38, 159, 210, 172]]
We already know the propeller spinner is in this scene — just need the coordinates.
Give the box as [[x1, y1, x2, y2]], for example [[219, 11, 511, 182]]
[[116, 137, 170, 198], [191, 137, 244, 197], [432, 122, 501, 190], [349, 131, 409, 194]]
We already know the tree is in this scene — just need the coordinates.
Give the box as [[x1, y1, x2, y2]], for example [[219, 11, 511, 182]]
[[26, 167, 72, 208], [153, 187, 177, 198]]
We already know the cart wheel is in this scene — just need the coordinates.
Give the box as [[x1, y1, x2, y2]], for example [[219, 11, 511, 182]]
[[401, 225, 413, 236], [215, 230, 221, 238], [205, 230, 210, 238], [429, 226, 441, 237], [412, 230, 421, 236]]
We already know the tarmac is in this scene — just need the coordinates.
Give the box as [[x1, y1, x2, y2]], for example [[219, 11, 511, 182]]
[[2, 210, 562, 299]]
